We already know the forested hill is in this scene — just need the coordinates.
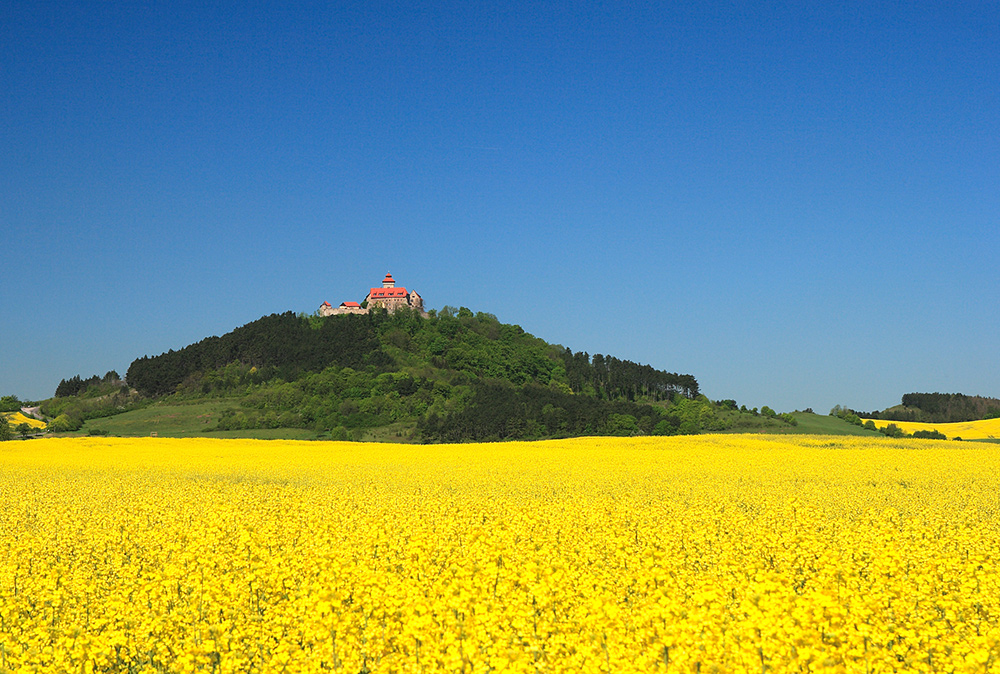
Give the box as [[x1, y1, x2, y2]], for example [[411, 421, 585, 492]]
[[863, 393, 1000, 424], [126, 308, 698, 401], [108, 307, 723, 441]]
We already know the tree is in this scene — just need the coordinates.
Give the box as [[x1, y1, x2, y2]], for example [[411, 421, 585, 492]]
[[0, 395, 22, 412], [48, 414, 82, 433], [778, 412, 798, 426], [16, 422, 32, 439], [0, 417, 11, 441], [606, 413, 639, 436], [881, 423, 906, 438]]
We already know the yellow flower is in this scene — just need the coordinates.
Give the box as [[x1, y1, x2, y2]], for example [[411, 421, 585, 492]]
[[1, 435, 998, 672]]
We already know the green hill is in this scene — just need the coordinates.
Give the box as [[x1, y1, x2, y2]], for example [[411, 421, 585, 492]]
[[782, 412, 883, 436], [863, 393, 1000, 424], [42, 306, 798, 441]]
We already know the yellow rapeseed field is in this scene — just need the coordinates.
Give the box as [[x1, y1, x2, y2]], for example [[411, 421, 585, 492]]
[[1, 435, 998, 673], [2, 411, 47, 429], [862, 417, 1000, 441]]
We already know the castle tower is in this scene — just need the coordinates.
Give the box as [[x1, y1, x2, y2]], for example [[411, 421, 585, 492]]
[[325, 272, 426, 317]]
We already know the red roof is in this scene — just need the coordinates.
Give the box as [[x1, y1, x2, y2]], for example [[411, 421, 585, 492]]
[[369, 288, 408, 298], [341, 301, 361, 307], [321, 301, 331, 307]]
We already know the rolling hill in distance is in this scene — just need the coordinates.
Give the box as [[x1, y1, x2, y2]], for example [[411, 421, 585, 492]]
[[29, 304, 823, 442], [8, 285, 992, 443]]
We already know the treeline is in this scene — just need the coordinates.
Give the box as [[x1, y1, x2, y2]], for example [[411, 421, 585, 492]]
[[43, 372, 142, 431], [558, 351, 699, 400], [210, 363, 733, 442], [864, 393, 1000, 423], [55, 371, 122, 398], [125, 307, 698, 404], [126, 312, 391, 397], [419, 382, 725, 443], [877, 424, 948, 440], [0, 395, 24, 413]]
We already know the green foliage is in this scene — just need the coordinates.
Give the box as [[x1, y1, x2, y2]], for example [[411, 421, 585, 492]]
[[417, 381, 669, 442], [559, 350, 698, 401], [0, 395, 23, 412], [778, 413, 882, 437], [54, 371, 122, 398], [126, 312, 395, 397], [606, 413, 640, 436], [911, 429, 947, 440], [671, 396, 726, 433], [778, 412, 798, 426], [41, 383, 143, 428], [48, 414, 83, 433], [868, 392, 1000, 424], [76, 401, 240, 437], [830, 405, 863, 427], [0, 417, 11, 442], [880, 423, 906, 438]]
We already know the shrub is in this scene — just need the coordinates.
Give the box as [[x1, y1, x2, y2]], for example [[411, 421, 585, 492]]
[[48, 414, 83, 433], [881, 423, 907, 438]]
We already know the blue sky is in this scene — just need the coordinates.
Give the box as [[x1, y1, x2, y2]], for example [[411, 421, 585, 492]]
[[2, 0, 998, 413]]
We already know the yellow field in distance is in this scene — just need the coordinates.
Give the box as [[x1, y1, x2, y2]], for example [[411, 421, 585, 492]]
[[2, 411, 46, 429], [862, 416, 1000, 439], [1, 435, 998, 673]]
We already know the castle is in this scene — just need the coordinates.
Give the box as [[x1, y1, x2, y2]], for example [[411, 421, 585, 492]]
[[319, 273, 427, 317]]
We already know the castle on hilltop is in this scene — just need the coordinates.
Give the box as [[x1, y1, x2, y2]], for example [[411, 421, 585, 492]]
[[319, 273, 427, 317]]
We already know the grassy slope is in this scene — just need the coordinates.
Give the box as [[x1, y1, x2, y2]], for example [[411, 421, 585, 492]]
[[711, 412, 882, 437], [78, 400, 415, 441], [781, 412, 883, 436], [82, 400, 239, 438]]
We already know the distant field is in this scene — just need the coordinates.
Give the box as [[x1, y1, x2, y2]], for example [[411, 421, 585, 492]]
[[862, 416, 1000, 440], [3, 411, 46, 429]]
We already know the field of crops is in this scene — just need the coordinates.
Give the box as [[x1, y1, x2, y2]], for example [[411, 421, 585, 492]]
[[2, 435, 998, 673], [2, 411, 47, 429], [862, 416, 1000, 441]]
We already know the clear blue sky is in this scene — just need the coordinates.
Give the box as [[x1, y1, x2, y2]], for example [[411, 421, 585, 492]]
[[2, 0, 998, 413]]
